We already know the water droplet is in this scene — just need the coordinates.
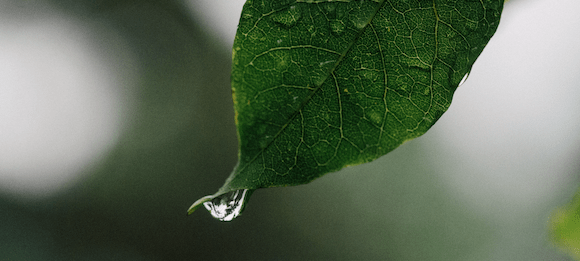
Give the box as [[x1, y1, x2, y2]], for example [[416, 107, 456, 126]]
[[271, 5, 302, 28], [203, 189, 253, 222], [458, 71, 470, 87]]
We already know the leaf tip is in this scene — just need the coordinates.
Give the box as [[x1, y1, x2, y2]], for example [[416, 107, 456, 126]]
[[187, 195, 214, 216]]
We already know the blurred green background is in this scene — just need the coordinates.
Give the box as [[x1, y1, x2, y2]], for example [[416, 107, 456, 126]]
[[1, 0, 579, 260]]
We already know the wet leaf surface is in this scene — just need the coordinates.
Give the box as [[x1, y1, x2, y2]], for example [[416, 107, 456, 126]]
[[189, 0, 504, 218]]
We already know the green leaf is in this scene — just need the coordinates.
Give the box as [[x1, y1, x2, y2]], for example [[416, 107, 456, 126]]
[[550, 191, 580, 260], [188, 0, 503, 218]]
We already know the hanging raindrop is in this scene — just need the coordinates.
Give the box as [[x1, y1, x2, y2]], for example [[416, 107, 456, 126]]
[[202, 189, 253, 221]]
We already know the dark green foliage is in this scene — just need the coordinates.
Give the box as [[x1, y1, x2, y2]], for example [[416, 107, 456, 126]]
[[190, 0, 503, 213]]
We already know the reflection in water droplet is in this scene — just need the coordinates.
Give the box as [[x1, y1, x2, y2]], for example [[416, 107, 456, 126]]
[[458, 71, 470, 87], [271, 5, 302, 28], [203, 189, 253, 221]]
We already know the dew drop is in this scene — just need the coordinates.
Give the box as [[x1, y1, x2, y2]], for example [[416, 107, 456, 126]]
[[271, 5, 302, 28], [203, 189, 253, 222], [458, 71, 470, 87]]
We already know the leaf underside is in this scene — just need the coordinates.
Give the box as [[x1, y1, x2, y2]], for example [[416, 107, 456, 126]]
[[189, 0, 503, 213]]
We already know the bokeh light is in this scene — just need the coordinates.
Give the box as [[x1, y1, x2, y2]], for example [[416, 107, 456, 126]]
[[0, 2, 136, 198]]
